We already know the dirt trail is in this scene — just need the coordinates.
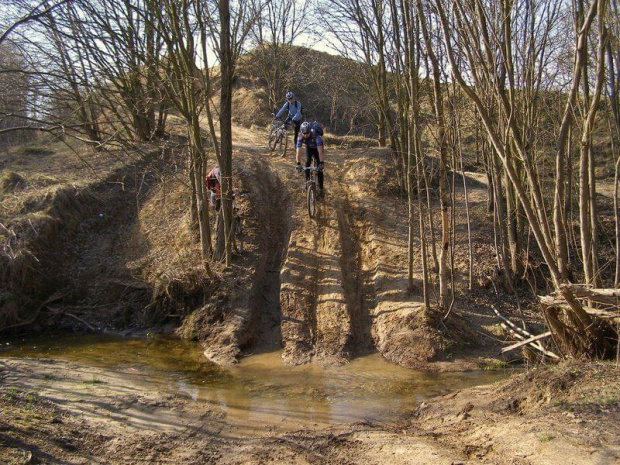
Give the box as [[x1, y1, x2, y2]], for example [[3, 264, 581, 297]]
[[234, 131, 363, 365], [233, 128, 441, 368]]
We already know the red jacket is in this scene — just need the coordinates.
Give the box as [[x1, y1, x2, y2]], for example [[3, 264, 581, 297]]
[[206, 166, 221, 198]]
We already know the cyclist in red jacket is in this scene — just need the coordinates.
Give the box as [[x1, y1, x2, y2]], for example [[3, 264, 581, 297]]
[[206, 166, 221, 211]]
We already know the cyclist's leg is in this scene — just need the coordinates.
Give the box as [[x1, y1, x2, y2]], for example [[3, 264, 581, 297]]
[[294, 121, 301, 144], [312, 149, 324, 190]]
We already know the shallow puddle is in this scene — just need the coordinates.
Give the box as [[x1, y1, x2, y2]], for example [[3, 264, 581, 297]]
[[1, 333, 511, 426]]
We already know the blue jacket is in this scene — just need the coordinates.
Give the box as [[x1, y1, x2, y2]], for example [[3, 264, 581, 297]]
[[276, 100, 302, 122]]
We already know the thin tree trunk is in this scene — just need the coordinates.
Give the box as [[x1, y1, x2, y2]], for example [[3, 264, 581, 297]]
[[219, 0, 234, 267]]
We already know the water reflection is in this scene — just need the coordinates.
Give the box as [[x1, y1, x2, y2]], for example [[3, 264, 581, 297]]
[[1, 333, 511, 426]]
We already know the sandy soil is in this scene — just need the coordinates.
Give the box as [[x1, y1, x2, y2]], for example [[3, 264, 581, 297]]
[[214, 128, 507, 370], [2, 358, 618, 464]]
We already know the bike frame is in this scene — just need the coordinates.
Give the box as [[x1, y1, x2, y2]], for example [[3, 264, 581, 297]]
[[269, 119, 290, 156]]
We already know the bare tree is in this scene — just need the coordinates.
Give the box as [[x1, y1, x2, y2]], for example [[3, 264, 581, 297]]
[[0, 41, 32, 146], [248, 0, 312, 109], [432, 0, 610, 356]]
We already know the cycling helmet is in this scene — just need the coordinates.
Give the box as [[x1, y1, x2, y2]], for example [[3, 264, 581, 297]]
[[300, 121, 311, 134], [285, 91, 294, 100]]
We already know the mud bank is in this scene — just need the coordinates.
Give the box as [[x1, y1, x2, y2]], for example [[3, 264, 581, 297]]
[[0, 146, 162, 331]]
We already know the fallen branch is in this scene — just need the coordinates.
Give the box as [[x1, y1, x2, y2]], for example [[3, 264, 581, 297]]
[[501, 331, 552, 354], [2, 290, 70, 330], [492, 305, 560, 360], [558, 284, 620, 305], [46, 307, 96, 331], [539, 297, 620, 321]]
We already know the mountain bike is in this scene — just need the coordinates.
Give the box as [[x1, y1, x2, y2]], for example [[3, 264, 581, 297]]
[[299, 165, 322, 219], [268, 118, 289, 157]]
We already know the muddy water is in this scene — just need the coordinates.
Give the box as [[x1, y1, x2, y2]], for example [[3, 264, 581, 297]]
[[1, 333, 510, 427]]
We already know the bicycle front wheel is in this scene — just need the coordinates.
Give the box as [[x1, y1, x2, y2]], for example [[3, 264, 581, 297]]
[[279, 131, 288, 157], [268, 129, 278, 151], [307, 182, 317, 218]]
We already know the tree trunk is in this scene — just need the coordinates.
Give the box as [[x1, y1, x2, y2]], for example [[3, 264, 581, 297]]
[[219, 0, 234, 267]]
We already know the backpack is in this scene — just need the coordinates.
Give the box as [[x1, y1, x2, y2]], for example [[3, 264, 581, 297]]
[[310, 121, 323, 136]]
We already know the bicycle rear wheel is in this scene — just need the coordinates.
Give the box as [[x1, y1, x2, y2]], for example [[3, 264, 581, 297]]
[[307, 182, 317, 218]]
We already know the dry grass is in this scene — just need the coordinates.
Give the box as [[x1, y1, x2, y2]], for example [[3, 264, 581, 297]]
[[322, 133, 380, 149], [0, 136, 157, 331], [0, 171, 26, 193], [124, 173, 209, 323]]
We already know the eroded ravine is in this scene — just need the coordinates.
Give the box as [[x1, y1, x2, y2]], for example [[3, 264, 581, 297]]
[[267, 147, 378, 365], [237, 153, 293, 351]]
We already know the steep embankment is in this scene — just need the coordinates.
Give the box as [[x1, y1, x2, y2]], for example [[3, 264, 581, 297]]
[[0, 141, 162, 332]]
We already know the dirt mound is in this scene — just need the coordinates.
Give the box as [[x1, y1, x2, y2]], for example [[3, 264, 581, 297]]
[[493, 360, 620, 415], [232, 87, 271, 128], [410, 360, 620, 464], [123, 169, 208, 325], [0, 141, 164, 333], [235, 45, 378, 136]]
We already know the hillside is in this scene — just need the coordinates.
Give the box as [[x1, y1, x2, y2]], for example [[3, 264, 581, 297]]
[[0, 43, 619, 465], [231, 45, 379, 137]]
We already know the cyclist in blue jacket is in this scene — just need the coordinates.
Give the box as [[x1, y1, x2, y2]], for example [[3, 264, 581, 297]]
[[275, 91, 303, 144], [296, 121, 325, 197]]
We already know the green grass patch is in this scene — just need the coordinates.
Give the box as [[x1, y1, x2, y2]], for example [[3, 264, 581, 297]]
[[82, 377, 106, 385], [2, 387, 20, 400], [537, 433, 555, 443]]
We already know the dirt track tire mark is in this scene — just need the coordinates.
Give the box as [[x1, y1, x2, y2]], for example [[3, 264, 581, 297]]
[[335, 191, 375, 356], [339, 153, 441, 368], [277, 153, 380, 365], [238, 158, 292, 350], [278, 164, 354, 365], [279, 225, 319, 365], [312, 195, 352, 366]]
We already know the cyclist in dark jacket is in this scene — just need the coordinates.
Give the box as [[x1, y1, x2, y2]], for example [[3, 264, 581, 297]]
[[275, 91, 303, 144], [296, 121, 325, 196]]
